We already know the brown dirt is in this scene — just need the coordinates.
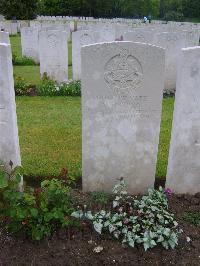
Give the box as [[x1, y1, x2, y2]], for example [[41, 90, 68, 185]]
[[0, 188, 199, 266]]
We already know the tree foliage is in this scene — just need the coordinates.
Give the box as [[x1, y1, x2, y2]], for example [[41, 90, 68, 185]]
[[38, 0, 200, 19], [0, 0, 38, 20], [38, 0, 161, 18], [0, 0, 200, 20]]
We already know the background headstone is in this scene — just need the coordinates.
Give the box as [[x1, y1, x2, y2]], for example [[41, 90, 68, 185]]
[[124, 29, 155, 44], [72, 30, 98, 80], [166, 46, 200, 194], [21, 27, 39, 63], [153, 31, 198, 94], [0, 31, 10, 44], [39, 30, 68, 83]]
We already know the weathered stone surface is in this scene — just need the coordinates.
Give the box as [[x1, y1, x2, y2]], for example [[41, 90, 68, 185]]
[[115, 24, 133, 40], [166, 46, 200, 194], [124, 29, 156, 44], [41, 24, 71, 41], [72, 30, 115, 80], [0, 31, 10, 44], [0, 22, 18, 35], [39, 30, 68, 83], [0, 43, 21, 170], [72, 30, 99, 80], [99, 28, 115, 42], [82, 42, 165, 194], [21, 27, 39, 63], [154, 31, 199, 93], [184, 29, 200, 47]]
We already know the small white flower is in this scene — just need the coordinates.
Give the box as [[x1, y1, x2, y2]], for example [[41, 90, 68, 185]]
[[186, 236, 191, 242], [93, 246, 103, 253]]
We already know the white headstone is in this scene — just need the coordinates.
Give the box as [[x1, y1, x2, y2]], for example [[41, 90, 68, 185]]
[[39, 30, 68, 83], [2, 22, 18, 35], [115, 24, 132, 40], [166, 46, 200, 194], [21, 27, 39, 63], [41, 23, 71, 41], [82, 42, 165, 194], [154, 31, 198, 93], [0, 31, 10, 44], [0, 43, 21, 170], [184, 30, 200, 47], [99, 28, 115, 42], [124, 30, 155, 44], [72, 30, 99, 80]]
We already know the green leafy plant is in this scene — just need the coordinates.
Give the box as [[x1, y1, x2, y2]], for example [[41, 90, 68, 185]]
[[184, 212, 200, 226], [36, 78, 57, 96], [72, 179, 181, 251], [14, 76, 31, 96], [36, 78, 81, 96], [164, 11, 184, 22], [0, 161, 23, 191], [90, 191, 111, 205], [0, 162, 75, 240], [12, 53, 37, 66]]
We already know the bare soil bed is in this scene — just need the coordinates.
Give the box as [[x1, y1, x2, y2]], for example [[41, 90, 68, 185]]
[[0, 182, 199, 266]]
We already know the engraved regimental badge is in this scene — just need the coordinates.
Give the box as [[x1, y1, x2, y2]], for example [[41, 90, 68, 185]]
[[104, 49, 143, 92]]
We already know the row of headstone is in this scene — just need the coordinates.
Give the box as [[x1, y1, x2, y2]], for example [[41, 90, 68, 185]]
[[0, 37, 200, 194], [0, 22, 18, 35], [21, 25, 124, 82], [81, 41, 200, 195], [1, 16, 199, 35], [124, 29, 200, 93], [20, 20, 200, 88], [72, 26, 199, 90], [36, 16, 199, 28], [21, 27, 69, 82], [72, 30, 115, 80], [29, 21, 71, 37]]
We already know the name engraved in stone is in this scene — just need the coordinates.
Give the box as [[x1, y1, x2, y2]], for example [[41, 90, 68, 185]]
[[86, 95, 159, 119], [167, 35, 178, 42], [48, 64, 62, 68], [183, 112, 200, 120], [136, 34, 145, 40], [179, 165, 200, 172]]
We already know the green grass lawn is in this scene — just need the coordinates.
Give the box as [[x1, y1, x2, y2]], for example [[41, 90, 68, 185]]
[[10, 35, 22, 57], [16, 97, 81, 179], [14, 65, 72, 85], [14, 65, 41, 85], [156, 97, 174, 178], [16, 96, 174, 180], [11, 35, 72, 83], [11, 35, 174, 181]]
